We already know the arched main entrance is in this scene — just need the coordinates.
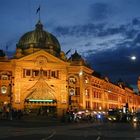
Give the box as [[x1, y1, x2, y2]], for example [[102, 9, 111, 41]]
[[24, 101, 57, 118], [24, 74, 57, 118]]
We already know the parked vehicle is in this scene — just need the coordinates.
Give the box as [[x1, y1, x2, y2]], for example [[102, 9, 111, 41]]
[[132, 112, 140, 123]]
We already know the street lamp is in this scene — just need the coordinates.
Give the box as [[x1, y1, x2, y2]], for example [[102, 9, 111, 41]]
[[79, 70, 83, 76]]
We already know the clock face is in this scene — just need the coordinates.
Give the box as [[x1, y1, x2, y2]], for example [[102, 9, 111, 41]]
[[1, 86, 7, 94], [36, 56, 47, 67], [69, 77, 76, 84], [69, 88, 75, 96]]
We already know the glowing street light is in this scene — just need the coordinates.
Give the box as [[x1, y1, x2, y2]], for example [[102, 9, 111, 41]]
[[79, 70, 83, 76]]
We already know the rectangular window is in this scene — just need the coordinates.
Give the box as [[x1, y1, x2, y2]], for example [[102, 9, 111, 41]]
[[26, 69, 31, 76], [33, 70, 39, 77], [56, 70, 59, 78], [43, 71, 48, 77], [75, 87, 80, 95], [86, 101, 90, 109], [48, 70, 51, 79], [51, 71, 55, 78], [23, 69, 25, 78]]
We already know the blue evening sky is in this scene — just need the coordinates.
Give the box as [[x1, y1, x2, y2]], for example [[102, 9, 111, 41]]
[[0, 0, 140, 91]]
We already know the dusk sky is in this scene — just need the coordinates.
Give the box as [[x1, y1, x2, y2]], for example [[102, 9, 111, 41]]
[[0, 0, 140, 91]]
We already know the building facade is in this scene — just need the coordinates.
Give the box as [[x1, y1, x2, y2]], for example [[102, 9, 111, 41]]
[[0, 21, 140, 117]]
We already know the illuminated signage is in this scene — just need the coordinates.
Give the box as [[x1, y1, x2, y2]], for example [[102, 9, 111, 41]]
[[28, 99, 54, 102]]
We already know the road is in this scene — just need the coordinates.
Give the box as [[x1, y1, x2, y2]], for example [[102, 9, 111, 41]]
[[0, 119, 140, 140]]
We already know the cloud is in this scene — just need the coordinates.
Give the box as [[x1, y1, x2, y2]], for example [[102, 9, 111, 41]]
[[86, 44, 140, 85], [88, 3, 112, 22], [52, 17, 140, 88], [53, 22, 125, 54], [1, 0, 140, 89]]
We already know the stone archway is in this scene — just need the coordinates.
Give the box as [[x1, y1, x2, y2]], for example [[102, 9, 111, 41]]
[[24, 75, 57, 117]]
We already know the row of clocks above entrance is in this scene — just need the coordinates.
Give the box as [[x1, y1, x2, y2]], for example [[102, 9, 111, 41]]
[[68, 76, 89, 84]]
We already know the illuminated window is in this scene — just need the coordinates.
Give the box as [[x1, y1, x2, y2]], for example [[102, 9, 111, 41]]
[[33, 70, 39, 76], [23, 69, 31, 77], [86, 101, 90, 109], [26, 69, 31, 76], [53, 70, 59, 78], [51, 71, 55, 78], [75, 87, 80, 95], [43, 71, 48, 76], [50, 71, 59, 78]]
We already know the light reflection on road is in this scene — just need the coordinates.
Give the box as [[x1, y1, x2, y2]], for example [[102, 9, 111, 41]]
[[132, 122, 138, 129]]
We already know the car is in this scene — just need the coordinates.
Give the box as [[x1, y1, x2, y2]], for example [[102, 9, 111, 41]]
[[107, 109, 122, 122], [132, 112, 140, 123]]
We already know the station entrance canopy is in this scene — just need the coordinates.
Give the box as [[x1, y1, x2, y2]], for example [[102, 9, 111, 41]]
[[25, 75, 56, 105]]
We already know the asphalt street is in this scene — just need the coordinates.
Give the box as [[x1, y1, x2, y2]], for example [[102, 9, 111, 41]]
[[0, 119, 140, 140]]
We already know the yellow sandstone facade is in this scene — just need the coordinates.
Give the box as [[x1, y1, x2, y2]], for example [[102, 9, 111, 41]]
[[0, 21, 140, 117]]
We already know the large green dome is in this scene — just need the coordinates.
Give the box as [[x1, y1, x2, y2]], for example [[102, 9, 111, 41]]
[[17, 20, 61, 56]]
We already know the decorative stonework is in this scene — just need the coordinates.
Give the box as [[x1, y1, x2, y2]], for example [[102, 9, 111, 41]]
[[61, 85, 67, 103], [25, 77, 56, 101], [61, 92, 67, 104], [14, 82, 21, 103], [35, 56, 47, 67]]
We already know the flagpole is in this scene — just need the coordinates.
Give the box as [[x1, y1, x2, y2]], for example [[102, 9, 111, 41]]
[[36, 6, 41, 21], [39, 7, 40, 21]]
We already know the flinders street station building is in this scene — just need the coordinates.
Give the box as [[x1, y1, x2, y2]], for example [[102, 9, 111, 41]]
[[0, 20, 140, 117]]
